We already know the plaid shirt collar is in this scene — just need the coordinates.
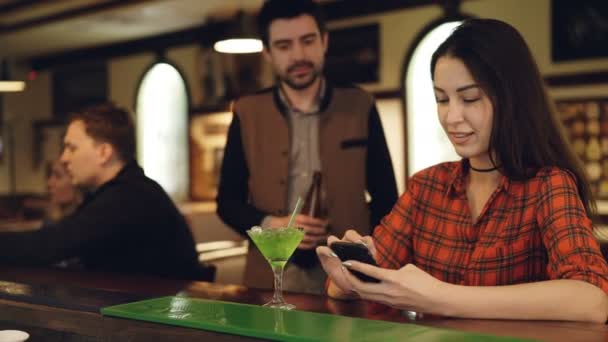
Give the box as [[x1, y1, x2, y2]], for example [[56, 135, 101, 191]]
[[446, 159, 525, 198]]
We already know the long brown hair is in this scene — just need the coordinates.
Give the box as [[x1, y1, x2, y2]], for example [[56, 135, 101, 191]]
[[431, 19, 595, 216]]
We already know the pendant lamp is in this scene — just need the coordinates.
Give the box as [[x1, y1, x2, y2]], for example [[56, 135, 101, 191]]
[[0, 60, 25, 92], [213, 11, 263, 54]]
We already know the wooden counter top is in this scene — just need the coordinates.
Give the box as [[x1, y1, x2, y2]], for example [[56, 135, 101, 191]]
[[0, 266, 605, 341]]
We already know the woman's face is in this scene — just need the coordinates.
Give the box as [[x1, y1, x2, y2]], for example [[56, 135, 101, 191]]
[[433, 56, 494, 166], [47, 161, 77, 206]]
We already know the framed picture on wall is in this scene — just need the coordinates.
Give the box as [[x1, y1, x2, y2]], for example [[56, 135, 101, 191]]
[[324, 23, 380, 84], [32, 120, 67, 170], [189, 111, 232, 201], [552, 0, 608, 61], [555, 97, 608, 212], [196, 48, 264, 110]]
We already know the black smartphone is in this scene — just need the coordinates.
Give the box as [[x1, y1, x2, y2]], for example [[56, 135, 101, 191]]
[[330, 241, 381, 283]]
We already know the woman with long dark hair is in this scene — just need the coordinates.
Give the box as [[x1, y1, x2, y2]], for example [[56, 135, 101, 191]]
[[317, 19, 608, 322]]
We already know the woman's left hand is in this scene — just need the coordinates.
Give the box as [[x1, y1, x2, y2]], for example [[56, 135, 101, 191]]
[[342, 261, 447, 314]]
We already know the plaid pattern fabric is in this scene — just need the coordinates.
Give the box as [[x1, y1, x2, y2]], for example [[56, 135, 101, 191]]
[[374, 161, 608, 293]]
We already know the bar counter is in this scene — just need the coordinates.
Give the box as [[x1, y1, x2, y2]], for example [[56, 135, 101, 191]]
[[0, 266, 606, 341]]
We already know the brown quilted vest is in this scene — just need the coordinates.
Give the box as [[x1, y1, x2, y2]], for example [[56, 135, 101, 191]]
[[234, 86, 374, 289]]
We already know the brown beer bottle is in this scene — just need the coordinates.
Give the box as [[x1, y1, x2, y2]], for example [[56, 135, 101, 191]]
[[291, 171, 324, 268], [301, 171, 322, 218]]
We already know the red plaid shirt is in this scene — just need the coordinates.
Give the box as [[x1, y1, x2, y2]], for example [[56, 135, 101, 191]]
[[374, 161, 608, 293]]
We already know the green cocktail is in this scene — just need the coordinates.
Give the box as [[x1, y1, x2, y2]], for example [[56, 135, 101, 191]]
[[249, 227, 304, 267], [247, 226, 304, 310]]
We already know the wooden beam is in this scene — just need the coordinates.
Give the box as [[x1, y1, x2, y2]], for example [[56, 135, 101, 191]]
[[0, 0, 155, 34], [544, 70, 608, 87], [322, 0, 443, 20], [29, 21, 231, 70], [27, 0, 470, 70], [373, 89, 402, 99], [0, 0, 39, 14], [369, 69, 608, 99]]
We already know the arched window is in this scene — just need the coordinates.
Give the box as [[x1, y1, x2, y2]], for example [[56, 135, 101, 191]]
[[402, 18, 466, 176], [136, 62, 189, 201]]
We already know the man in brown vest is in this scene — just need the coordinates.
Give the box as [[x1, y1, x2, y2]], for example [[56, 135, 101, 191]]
[[217, 0, 397, 294]]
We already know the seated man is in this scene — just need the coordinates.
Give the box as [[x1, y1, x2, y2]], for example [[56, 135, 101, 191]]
[[0, 104, 207, 280]]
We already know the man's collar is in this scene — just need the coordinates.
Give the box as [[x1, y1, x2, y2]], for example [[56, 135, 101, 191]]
[[112, 159, 140, 181], [89, 159, 140, 195], [273, 78, 332, 116]]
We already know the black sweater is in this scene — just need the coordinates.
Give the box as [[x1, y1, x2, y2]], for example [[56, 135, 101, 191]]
[[0, 161, 201, 280]]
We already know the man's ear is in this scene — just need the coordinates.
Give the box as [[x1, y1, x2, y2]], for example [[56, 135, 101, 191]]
[[262, 46, 272, 63], [98, 142, 115, 165], [322, 31, 329, 54]]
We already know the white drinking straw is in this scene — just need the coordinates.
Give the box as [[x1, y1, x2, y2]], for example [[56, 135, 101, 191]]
[[287, 197, 303, 228]]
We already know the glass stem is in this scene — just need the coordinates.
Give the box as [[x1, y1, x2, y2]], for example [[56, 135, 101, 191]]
[[271, 264, 286, 303]]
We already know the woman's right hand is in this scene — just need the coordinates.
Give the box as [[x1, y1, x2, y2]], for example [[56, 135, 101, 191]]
[[316, 229, 377, 299]]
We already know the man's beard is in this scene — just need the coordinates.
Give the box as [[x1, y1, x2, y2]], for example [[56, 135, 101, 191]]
[[280, 61, 322, 90]]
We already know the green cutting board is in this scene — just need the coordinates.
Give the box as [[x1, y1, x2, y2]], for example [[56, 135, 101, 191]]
[[101, 296, 535, 342]]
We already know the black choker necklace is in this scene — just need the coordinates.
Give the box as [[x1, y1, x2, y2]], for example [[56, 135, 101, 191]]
[[469, 164, 499, 172]]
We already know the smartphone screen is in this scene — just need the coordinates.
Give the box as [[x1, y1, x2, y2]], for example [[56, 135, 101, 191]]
[[330, 241, 381, 283]]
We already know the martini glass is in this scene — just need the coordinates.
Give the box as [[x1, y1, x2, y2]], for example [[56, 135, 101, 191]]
[[247, 226, 304, 310]]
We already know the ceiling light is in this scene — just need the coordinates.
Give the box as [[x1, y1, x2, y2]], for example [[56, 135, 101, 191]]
[[0, 60, 25, 93], [214, 38, 262, 54], [213, 11, 262, 54], [0, 81, 25, 92]]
